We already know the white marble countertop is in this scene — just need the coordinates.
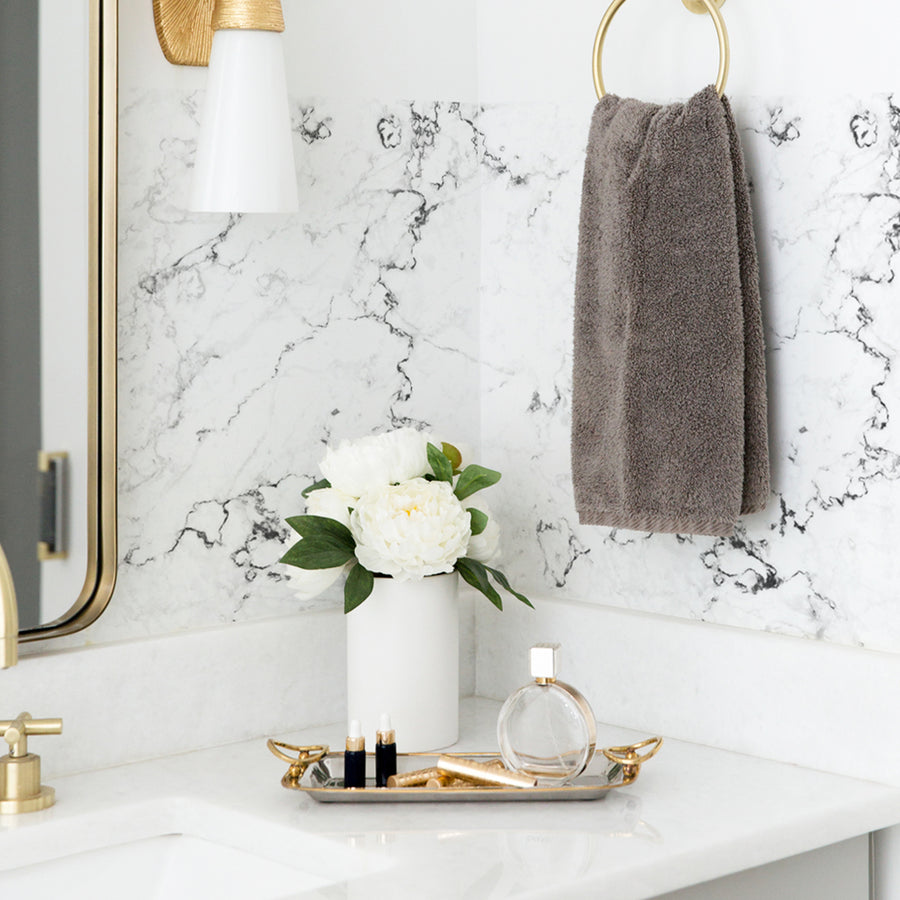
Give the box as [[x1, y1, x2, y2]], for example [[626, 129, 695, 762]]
[[4, 698, 900, 899]]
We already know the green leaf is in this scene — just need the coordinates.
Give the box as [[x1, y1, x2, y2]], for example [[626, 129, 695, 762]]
[[285, 515, 355, 550], [280, 539, 355, 570], [344, 563, 374, 613], [427, 442, 454, 483], [301, 478, 331, 499], [455, 557, 503, 610], [441, 442, 463, 471], [467, 507, 488, 536], [454, 464, 501, 501], [485, 565, 534, 608]]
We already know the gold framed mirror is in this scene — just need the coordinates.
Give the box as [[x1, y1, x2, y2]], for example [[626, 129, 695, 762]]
[[4, 0, 118, 643]]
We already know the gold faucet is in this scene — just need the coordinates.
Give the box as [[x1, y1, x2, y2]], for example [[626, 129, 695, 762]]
[[0, 543, 17, 669], [0, 713, 63, 814], [0, 549, 63, 813]]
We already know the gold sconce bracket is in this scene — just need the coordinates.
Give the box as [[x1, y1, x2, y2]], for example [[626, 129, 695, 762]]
[[153, 0, 285, 67], [154, 0, 216, 67]]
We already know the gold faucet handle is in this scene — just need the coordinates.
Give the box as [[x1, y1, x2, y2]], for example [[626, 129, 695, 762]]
[[1, 713, 63, 758]]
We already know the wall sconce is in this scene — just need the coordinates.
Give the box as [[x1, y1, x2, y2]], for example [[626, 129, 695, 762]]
[[153, 0, 299, 213]]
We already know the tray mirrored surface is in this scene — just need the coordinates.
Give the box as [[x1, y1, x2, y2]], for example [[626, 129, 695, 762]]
[[297, 751, 626, 803]]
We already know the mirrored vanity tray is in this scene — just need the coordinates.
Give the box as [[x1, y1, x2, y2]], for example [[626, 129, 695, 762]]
[[267, 737, 662, 803]]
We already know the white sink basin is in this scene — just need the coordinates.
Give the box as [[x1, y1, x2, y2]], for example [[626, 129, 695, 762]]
[[0, 797, 388, 898], [1, 833, 333, 899]]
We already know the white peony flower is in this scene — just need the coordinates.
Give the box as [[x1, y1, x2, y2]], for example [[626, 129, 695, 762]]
[[463, 495, 501, 564], [319, 427, 434, 498], [287, 561, 350, 601], [305, 486, 356, 528], [350, 479, 471, 580]]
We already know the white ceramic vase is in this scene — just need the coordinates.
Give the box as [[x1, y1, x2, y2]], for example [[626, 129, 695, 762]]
[[346, 571, 459, 752]]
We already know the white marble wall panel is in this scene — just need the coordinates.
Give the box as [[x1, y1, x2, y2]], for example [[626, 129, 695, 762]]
[[92, 85, 900, 656], [479, 95, 900, 652], [99, 93, 483, 642]]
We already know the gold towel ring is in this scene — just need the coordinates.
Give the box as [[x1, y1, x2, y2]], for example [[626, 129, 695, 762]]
[[592, 0, 730, 100]]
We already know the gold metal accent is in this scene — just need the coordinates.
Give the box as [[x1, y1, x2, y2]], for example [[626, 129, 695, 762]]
[[425, 774, 466, 788], [386, 767, 443, 788], [376, 728, 396, 745], [592, 0, 730, 100], [272, 742, 663, 802], [36, 451, 67, 473], [682, 0, 724, 13], [154, 0, 285, 67], [20, 0, 117, 643], [602, 736, 664, 783], [387, 759, 505, 789], [266, 740, 328, 789], [212, 0, 284, 32], [346, 735, 365, 752], [0, 713, 63, 814], [154, 0, 216, 66], [0, 545, 18, 669], [438, 755, 537, 789], [36, 544, 62, 562]]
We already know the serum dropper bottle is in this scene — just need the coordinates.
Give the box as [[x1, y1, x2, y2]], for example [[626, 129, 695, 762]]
[[344, 719, 366, 789], [375, 713, 397, 787]]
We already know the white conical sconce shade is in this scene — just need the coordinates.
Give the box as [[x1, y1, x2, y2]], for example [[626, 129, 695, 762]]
[[190, 29, 298, 213]]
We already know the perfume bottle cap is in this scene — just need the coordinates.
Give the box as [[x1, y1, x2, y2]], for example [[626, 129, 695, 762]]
[[530, 643, 559, 682]]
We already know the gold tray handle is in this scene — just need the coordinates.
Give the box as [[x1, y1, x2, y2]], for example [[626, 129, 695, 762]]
[[602, 736, 663, 783], [267, 740, 329, 788]]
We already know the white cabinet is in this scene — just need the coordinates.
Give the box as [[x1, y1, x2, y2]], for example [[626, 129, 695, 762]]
[[653, 835, 869, 900]]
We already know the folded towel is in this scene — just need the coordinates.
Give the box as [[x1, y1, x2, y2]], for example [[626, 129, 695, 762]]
[[571, 86, 769, 537]]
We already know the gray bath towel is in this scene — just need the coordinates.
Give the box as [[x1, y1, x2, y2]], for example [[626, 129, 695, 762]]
[[571, 86, 769, 537]]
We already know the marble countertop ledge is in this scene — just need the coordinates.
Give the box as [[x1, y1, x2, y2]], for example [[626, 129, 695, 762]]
[[3, 698, 900, 899]]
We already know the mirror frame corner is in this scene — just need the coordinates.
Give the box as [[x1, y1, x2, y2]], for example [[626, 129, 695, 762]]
[[20, 0, 118, 643]]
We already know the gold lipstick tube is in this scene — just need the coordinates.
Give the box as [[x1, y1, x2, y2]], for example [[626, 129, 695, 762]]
[[424, 774, 470, 788], [437, 756, 537, 789], [386, 767, 443, 788]]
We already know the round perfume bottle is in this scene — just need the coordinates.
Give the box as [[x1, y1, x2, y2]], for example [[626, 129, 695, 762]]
[[497, 644, 597, 784]]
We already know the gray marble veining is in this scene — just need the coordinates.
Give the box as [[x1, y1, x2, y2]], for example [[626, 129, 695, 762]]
[[479, 95, 900, 652], [107, 94, 482, 640], [106, 89, 900, 653]]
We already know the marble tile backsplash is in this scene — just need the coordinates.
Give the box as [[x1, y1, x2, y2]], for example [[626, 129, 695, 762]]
[[479, 95, 900, 652], [105, 89, 900, 654], [105, 93, 482, 642]]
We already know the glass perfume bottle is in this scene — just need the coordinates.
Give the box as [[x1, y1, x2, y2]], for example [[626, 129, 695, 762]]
[[497, 643, 597, 784]]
